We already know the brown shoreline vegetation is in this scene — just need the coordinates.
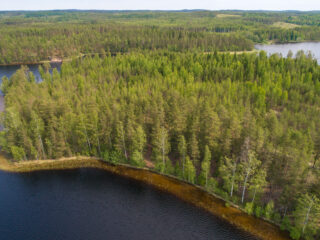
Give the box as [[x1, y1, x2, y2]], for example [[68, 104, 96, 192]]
[[0, 155, 290, 240]]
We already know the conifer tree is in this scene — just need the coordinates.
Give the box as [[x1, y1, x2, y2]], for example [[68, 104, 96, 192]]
[[114, 121, 128, 160], [178, 135, 187, 177]]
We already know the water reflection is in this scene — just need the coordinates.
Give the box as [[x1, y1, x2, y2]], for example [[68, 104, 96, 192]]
[[0, 62, 62, 84], [255, 42, 320, 63], [0, 168, 257, 240]]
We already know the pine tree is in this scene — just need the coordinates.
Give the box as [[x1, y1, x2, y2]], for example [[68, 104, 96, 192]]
[[114, 121, 128, 160], [152, 124, 170, 172], [133, 125, 146, 155], [200, 103, 221, 152], [178, 135, 187, 177], [189, 132, 200, 164]]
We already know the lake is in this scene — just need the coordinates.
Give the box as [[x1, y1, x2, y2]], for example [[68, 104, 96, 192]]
[[255, 42, 320, 63], [0, 62, 61, 83], [0, 168, 257, 240]]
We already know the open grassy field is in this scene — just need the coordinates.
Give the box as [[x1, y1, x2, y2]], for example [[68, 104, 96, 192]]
[[272, 21, 300, 29]]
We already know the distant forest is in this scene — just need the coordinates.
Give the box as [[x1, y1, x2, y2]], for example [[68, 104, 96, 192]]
[[0, 11, 320, 240], [0, 11, 320, 64]]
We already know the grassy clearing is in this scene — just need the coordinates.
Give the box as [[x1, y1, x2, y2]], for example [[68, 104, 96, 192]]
[[272, 22, 300, 29], [216, 14, 241, 19], [219, 50, 259, 54]]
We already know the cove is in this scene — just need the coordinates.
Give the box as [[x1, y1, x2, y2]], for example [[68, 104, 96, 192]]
[[0, 157, 290, 240], [0, 168, 258, 240]]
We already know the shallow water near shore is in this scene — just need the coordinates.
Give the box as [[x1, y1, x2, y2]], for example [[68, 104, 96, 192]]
[[0, 168, 258, 240]]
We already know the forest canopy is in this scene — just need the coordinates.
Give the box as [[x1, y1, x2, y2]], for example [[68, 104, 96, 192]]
[[1, 10, 320, 240], [0, 10, 320, 64], [1, 50, 320, 239]]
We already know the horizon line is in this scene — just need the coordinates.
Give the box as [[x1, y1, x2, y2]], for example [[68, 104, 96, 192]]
[[1, 9, 320, 12]]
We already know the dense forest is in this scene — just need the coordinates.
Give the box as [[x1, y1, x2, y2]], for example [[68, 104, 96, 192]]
[[1, 50, 320, 239], [1, 10, 320, 240], [1, 10, 320, 64]]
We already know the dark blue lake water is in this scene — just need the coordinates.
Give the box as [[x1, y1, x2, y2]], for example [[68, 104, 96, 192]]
[[0, 168, 257, 240], [0, 63, 61, 83]]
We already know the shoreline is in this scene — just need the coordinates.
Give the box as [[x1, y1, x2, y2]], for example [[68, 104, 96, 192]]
[[0, 41, 320, 67], [0, 55, 85, 67], [0, 155, 290, 240], [0, 59, 65, 67], [255, 40, 320, 46], [0, 51, 254, 67]]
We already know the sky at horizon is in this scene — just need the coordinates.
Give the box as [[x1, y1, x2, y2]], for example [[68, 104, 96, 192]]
[[1, 0, 320, 11]]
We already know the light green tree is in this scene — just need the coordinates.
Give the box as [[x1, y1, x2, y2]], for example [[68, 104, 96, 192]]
[[153, 125, 170, 173], [131, 150, 145, 167], [10, 146, 26, 161], [239, 150, 261, 203], [185, 156, 196, 184], [264, 200, 274, 220], [133, 125, 146, 154], [292, 194, 320, 239], [200, 145, 211, 188], [219, 155, 238, 197], [114, 121, 128, 160], [249, 167, 267, 203]]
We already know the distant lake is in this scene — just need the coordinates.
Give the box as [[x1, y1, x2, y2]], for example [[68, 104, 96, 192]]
[[0, 63, 61, 110], [0, 62, 61, 83], [255, 42, 320, 63], [0, 168, 257, 240]]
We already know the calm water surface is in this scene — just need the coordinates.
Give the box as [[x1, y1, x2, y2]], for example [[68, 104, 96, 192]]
[[0, 63, 61, 83], [0, 168, 257, 240], [255, 42, 320, 63]]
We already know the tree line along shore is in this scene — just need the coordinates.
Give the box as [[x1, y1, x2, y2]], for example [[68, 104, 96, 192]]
[[0, 155, 290, 240], [1, 50, 319, 239], [1, 10, 320, 240]]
